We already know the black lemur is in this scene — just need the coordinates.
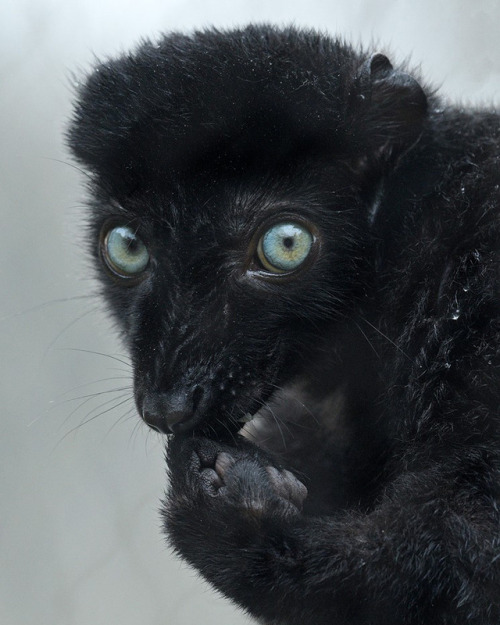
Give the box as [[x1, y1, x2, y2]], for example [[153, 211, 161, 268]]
[[68, 25, 500, 625]]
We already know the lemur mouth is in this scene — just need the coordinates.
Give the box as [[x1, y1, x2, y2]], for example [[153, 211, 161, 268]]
[[238, 412, 257, 424], [168, 409, 258, 436], [137, 344, 285, 435], [138, 384, 268, 436]]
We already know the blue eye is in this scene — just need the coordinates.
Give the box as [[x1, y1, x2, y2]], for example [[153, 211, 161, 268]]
[[257, 221, 314, 273], [102, 225, 149, 277]]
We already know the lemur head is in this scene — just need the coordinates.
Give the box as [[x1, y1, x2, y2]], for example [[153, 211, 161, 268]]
[[68, 26, 427, 435]]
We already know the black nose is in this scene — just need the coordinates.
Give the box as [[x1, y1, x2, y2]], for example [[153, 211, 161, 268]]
[[141, 386, 204, 434]]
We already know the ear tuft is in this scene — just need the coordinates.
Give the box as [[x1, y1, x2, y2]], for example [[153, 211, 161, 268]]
[[350, 53, 428, 165], [368, 53, 393, 78]]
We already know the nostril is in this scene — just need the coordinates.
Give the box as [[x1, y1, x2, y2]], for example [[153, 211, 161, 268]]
[[141, 400, 172, 434], [140, 386, 206, 434], [142, 417, 162, 434]]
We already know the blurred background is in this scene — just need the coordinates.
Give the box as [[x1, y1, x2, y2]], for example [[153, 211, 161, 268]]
[[1, 1, 499, 624]]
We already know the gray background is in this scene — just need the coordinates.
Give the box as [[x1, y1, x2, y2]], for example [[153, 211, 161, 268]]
[[1, 1, 499, 624]]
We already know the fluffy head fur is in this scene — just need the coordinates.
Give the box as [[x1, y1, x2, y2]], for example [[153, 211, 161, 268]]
[[68, 26, 429, 435]]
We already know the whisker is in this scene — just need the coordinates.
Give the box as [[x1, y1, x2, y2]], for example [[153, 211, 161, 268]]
[[0, 294, 95, 323], [57, 347, 132, 368], [106, 406, 138, 438], [53, 376, 131, 399], [217, 416, 237, 444], [43, 306, 100, 358], [129, 417, 145, 448], [44, 156, 95, 182], [354, 319, 381, 359], [360, 316, 414, 363], [107, 366, 134, 375], [59, 395, 97, 427], [258, 401, 288, 450], [61, 395, 134, 439], [205, 421, 218, 440], [55, 386, 132, 405], [59, 390, 131, 430], [265, 381, 321, 427]]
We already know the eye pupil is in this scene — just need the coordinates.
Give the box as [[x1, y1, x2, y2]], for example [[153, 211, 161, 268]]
[[126, 237, 139, 252], [283, 236, 294, 249]]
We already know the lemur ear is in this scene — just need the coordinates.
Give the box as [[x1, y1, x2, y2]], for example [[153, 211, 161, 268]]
[[349, 53, 428, 164]]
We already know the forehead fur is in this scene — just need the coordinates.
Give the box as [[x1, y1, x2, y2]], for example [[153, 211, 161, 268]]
[[68, 25, 365, 193]]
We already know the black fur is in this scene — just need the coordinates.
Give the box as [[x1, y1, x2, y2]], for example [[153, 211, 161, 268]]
[[68, 25, 500, 625]]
